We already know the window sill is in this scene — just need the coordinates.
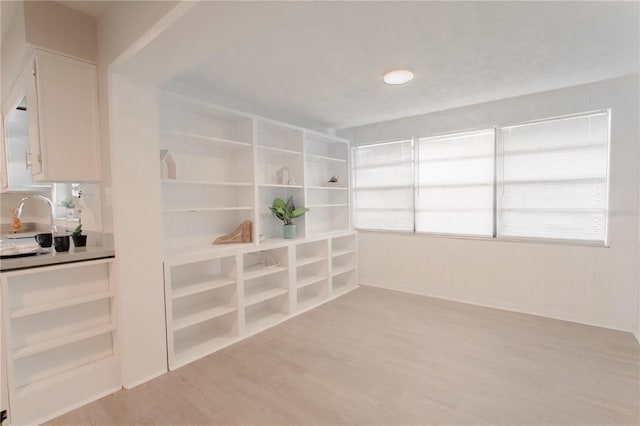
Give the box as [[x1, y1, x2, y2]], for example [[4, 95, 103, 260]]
[[355, 228, 609, 249]]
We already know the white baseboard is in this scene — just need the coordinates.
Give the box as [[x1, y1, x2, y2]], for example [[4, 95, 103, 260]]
[[360, 282, 636, 336], [122, 368, 167, 390]]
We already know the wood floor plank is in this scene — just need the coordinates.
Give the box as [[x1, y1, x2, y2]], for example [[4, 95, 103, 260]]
[[47, 286, 639, 426]]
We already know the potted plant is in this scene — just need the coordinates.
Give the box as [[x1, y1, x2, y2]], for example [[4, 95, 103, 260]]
[[71, 223, 87, 247], [59, 197, 76, 218], [269, 196, 309, 239]]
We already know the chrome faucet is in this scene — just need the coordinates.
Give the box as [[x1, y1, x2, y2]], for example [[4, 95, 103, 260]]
[[15, 195, 57, 233]]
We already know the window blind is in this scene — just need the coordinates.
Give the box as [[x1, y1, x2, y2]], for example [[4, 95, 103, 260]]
[[497, 111, 609, 242], [416, 130, 495, 236], [353, 140, 414, 231]]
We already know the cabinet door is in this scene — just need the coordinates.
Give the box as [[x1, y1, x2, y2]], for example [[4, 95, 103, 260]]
[[33, 51, 100, 182]]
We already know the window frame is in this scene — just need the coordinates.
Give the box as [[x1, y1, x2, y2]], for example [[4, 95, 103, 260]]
[[351, 138, 415, 233], [414, 128, 497, 239], [351, 109, 611, 248]]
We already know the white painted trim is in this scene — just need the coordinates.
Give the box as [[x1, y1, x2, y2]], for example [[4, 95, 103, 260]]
[[122, 369, 167, 390], [108, 2, 195, 73], [359, 282, 636, 335]]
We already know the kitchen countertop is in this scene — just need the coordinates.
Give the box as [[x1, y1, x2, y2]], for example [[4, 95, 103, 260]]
[[0, 233, 115, 272]]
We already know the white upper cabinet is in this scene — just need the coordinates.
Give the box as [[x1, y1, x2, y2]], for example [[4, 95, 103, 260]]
[[1, 49, 100, 190], [32, 50, 100, 182]]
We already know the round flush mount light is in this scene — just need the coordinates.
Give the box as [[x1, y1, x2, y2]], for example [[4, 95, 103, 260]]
[[383, 69, 414, 85]]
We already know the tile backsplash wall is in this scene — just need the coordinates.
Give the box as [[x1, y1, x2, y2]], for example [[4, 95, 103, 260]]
[[52, 183, 103, 232], [1, 190, 53, 226], [1, 183, 103, 234]]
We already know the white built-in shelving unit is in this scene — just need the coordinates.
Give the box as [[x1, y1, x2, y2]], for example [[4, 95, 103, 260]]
[[163, 233, 357, 370], [159, 94, 256, 251], [158, 90, 357, 371], [304, 133, 350, 235], [0, 259, 119, 425], [159, 91, 351, 253]]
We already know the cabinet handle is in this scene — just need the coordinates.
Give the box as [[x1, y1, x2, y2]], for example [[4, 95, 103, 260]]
[[25, 150, 32, 169]]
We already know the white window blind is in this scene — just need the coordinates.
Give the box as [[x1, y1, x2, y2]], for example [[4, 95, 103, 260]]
[[353, 140, 414, 231], [497, 111, 609, 242], [416, 130, 495, 236]]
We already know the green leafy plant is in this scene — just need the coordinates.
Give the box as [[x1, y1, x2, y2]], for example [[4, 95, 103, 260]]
[[269, 196, 309, 225], [59, 197, 76, 209], [72, 224, 82, 236]]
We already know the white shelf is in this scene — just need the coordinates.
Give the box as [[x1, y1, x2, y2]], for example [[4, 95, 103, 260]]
[[245, 307, 286, 333], [297, 292, 325, 310], [163, 206, 253, 213], [174, 329, 236, 368], [14, 354, 117, 398], [332, 265, 355, 277], [162, 180, 252, 187], [10, 290, 114, 319], [172, 276, 236, 299], [258, 184, 303, 189], [13, 324, 116, 360], [332, 249, 355, 258], [244, 286, 288, 307], [243, 265, 287, 281], [307, 185, 348, 191], [296, 255, 326, 267], [306, 153, 347, 163], [258, 145, 302, 156], [332, 283, 358, 297], [307, 203, 348, 208], [297, 274, 326, 289], [173, 305, 237, 331], [164, 131, 251, 150]]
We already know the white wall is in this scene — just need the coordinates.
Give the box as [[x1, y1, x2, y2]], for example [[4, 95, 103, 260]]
[[23, 1, 97, 62], [1, 1, 98, 102], [1, 1, 29, 103], [96, 0, 180, 388], [97, 0, 180, 234], [109, 74, 167, 388], [342, 75, 640, 334]]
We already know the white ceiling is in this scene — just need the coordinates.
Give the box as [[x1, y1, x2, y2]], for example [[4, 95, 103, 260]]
[[1, 0, 19, 39], [167, 1, 639, 131], [54, 0, 110, 18]]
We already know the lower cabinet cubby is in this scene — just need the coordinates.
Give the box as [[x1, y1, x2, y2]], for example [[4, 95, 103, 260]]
[[0, 259, 119, 426], [165, 256, 238, 368], [296, 257, 329, 311], [13, 332, 113, 392], [244, 273, 289, 308], [244, 293, 288, 333], [163, 231, 357, 371], [172, 286, 237, 331], [332, 268, 357, 295], [297, 279, 328, 311], [173, 311, 238, 367]]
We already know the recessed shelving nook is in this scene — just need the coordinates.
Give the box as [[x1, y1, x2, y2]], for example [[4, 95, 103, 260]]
[[159, 90, 352, 253], [159, 92, 255, 252], [0, 259, 119, 425], [158, 90, 357, 371]]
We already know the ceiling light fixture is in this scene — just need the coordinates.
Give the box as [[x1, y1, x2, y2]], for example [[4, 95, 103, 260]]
[[383, 69, 414, 85]]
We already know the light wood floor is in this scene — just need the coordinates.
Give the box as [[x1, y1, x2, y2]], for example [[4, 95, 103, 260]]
[[48, 286, 639, 426]]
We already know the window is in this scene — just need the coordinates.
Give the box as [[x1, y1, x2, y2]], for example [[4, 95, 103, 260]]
[[497, 111, 610, 242], [351, 110, 610, 245], [352, 140, 414, 231], [416, 130, 495, 236]]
